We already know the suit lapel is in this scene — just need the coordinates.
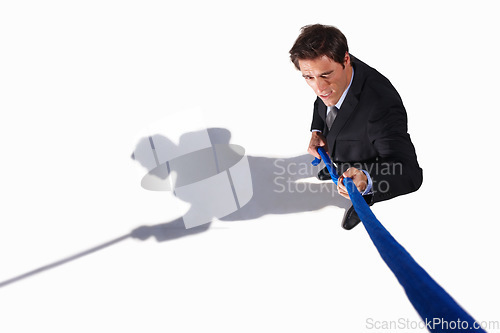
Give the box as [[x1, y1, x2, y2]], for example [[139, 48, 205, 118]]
[[317, 102, 328, 134], [325, 56, 364, 156], [327, 89, 359, 142], [319, 103, 327, 122]]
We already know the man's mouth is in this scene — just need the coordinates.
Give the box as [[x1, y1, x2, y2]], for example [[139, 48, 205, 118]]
[[320, 92, 332, 99]]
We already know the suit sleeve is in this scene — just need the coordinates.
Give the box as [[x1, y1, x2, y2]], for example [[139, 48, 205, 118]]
[[364, 94, 423, 203]]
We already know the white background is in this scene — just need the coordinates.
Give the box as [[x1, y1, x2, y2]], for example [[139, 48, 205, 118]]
[[1, 1, 499, 332]]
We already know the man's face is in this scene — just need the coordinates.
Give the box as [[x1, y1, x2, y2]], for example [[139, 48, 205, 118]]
[[298, 54, 352, 107]]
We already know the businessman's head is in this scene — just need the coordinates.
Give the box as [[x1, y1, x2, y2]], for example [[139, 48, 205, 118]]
[[289, 24, 349, 71], [290, 24, 353, 107]]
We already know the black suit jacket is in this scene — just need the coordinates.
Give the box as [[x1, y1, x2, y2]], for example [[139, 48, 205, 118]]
[[311, 55, 423, 203]]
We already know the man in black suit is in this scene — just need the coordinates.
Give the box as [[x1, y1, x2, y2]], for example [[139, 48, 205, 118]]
[[289, 24, 423, 230]]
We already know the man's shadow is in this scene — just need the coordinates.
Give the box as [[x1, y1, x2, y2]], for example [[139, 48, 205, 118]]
[[0, 127, 349, 289], [131, 128, 350, 242]]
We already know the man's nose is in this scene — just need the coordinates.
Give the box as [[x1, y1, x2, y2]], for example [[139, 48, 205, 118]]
[[315, 78, 328, 94]]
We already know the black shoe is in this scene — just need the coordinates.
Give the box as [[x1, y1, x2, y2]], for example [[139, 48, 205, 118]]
[[317, 166, 331, 180], [341, 195, 374, 230], [341, 206, 361, 230]]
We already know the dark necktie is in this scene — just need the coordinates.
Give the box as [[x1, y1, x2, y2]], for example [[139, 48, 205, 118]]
[[326, 106, 338, 130]]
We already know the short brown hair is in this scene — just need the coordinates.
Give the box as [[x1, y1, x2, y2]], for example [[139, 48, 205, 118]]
[[289, 24, 349, 70]]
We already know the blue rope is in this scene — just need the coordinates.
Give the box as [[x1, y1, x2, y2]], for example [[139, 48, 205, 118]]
[[313, 147, 486, 333]]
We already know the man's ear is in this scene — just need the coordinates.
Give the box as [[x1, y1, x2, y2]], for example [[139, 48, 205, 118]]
[[344, 52, 351, 66]]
